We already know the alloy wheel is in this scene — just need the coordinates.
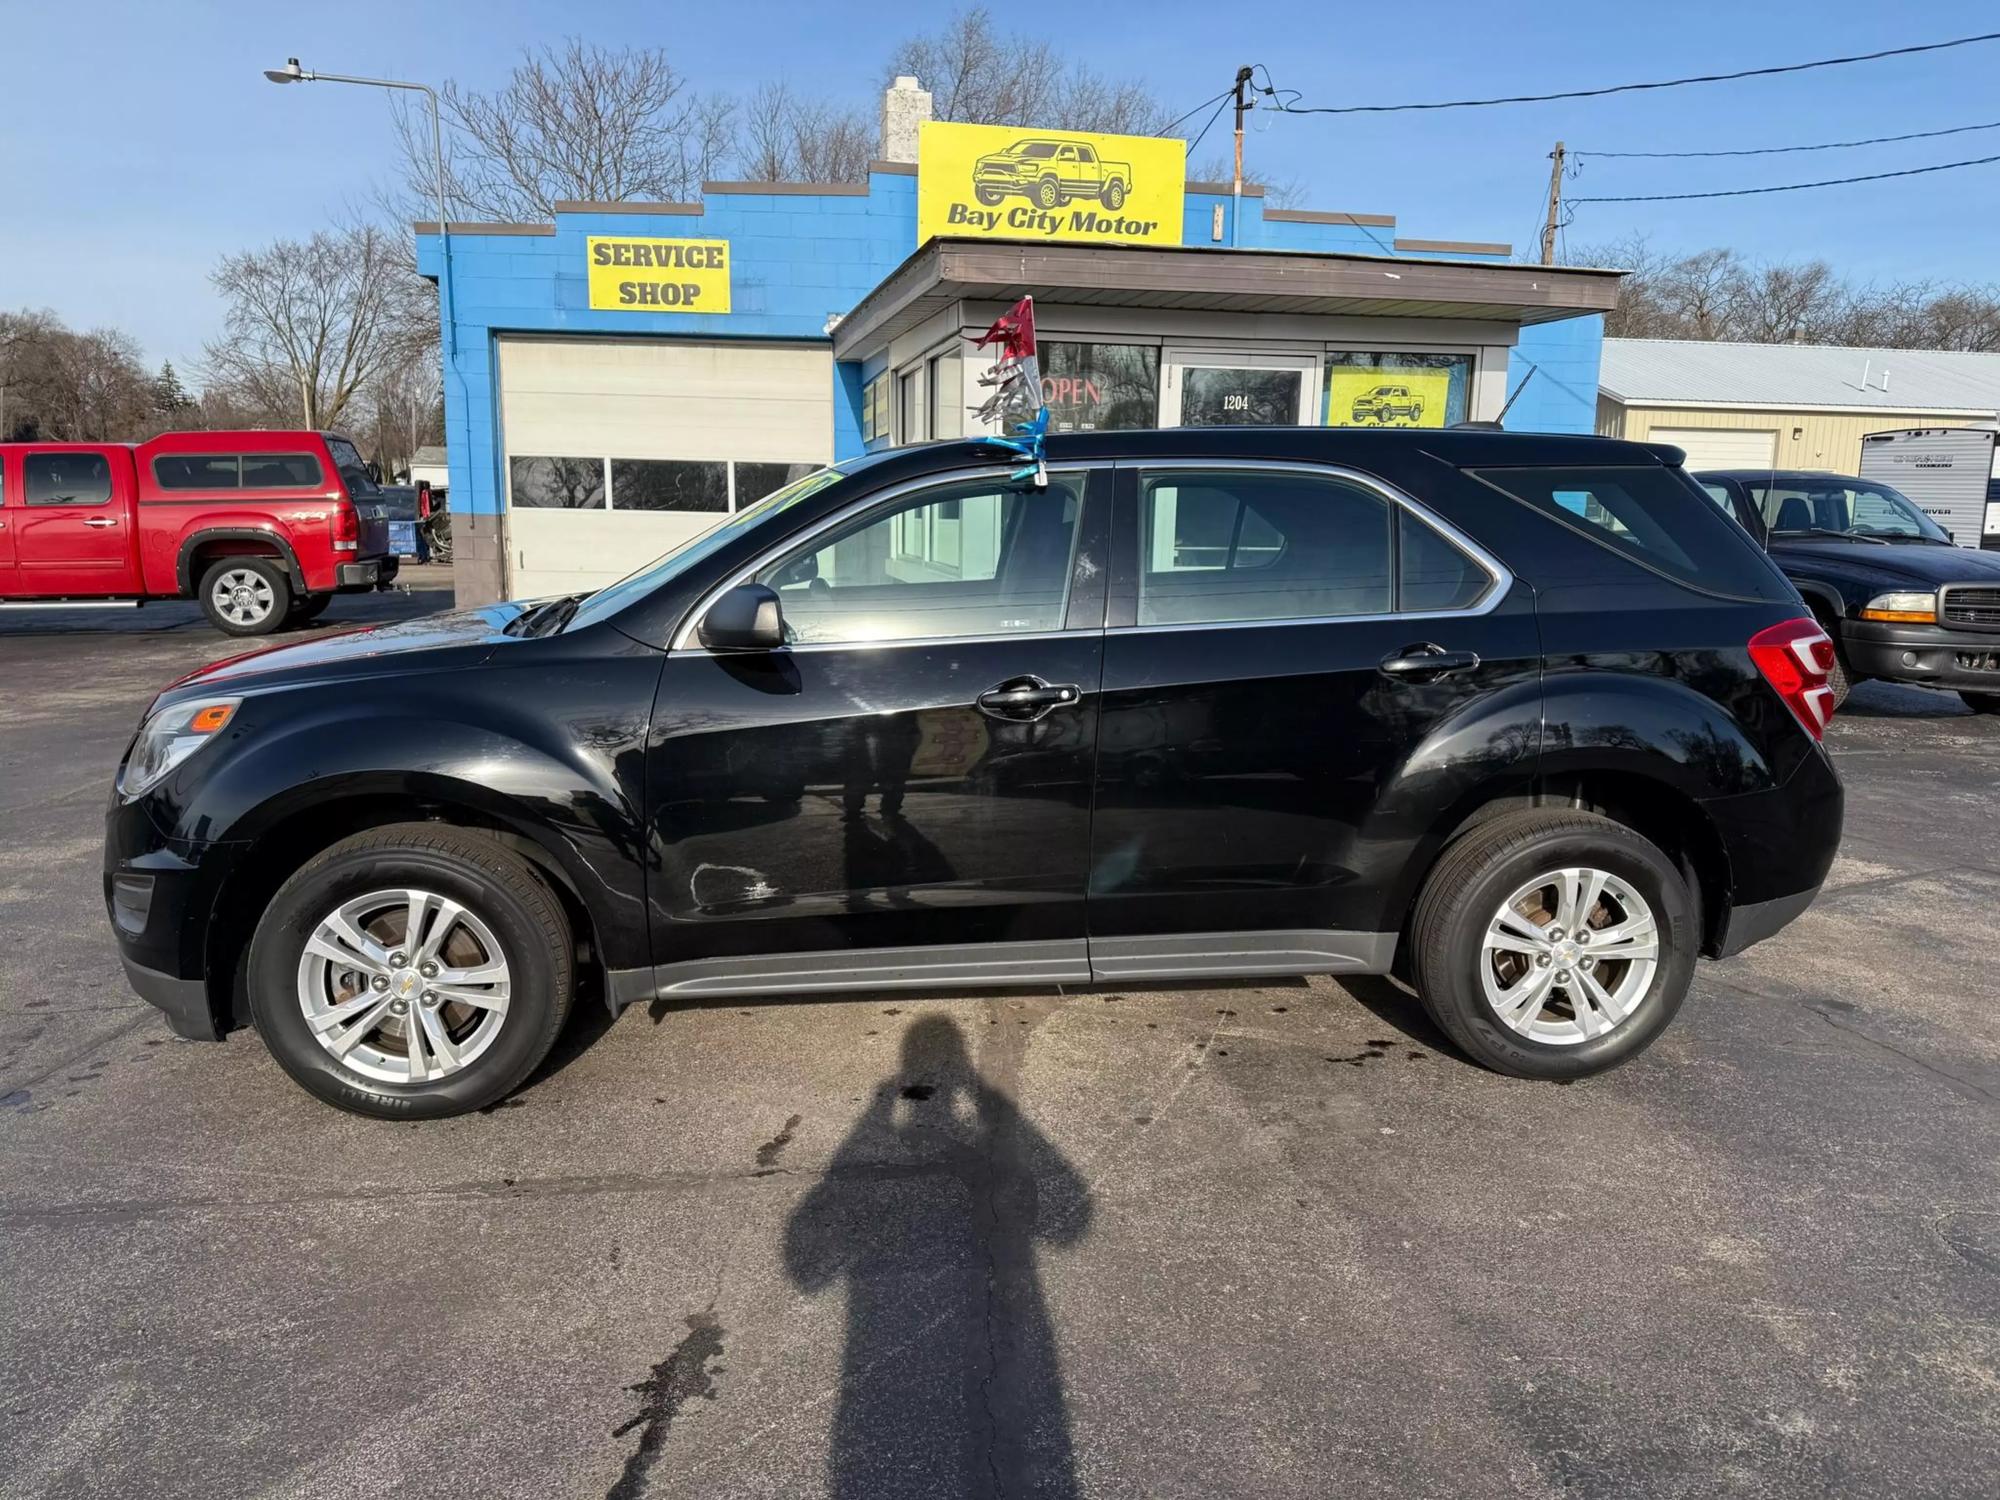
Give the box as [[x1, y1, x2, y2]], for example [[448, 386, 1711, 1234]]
[[1478, 867, 1659, 1046], [295, 887, 513, 1085], [212, 568, 276, 627]]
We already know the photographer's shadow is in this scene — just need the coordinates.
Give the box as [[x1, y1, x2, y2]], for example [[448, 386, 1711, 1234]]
[[783, 1015, 1091, 1498]]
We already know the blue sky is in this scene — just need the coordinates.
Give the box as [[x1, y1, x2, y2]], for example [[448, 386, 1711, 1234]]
[[7, 0, 1998, 371]]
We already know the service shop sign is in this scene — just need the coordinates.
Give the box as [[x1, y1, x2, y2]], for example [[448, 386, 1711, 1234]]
[[918, 122, 1185, 248], [587, 236, 733, 313]]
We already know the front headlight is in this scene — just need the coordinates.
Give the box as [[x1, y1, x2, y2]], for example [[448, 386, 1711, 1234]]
[[117, 697, 241, 799], [1859, 591, 1937, 624]]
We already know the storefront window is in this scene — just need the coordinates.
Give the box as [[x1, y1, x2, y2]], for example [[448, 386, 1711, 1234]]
[[510, 456, 606, 509], [1324, 352, 1471, 430], [1041, 342, 1159, 433], [928, 349, 963, 439]]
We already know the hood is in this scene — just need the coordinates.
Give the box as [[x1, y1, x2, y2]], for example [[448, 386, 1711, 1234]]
[[157, 600, 532, 705], [1771, 539, 2000, 588]]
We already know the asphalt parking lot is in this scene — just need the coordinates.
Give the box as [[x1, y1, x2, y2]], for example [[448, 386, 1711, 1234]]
[[3, 574, 1997, 1500]]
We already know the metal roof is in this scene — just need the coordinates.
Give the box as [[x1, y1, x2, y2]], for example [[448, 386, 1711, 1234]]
[[1601, 338, 2000, 415], [832, 238, 1623, 359], [410, 446, 448, 465]]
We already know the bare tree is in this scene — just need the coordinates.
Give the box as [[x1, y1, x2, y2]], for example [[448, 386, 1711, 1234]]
[[889, 7, 1175, 134], [0, 309, 153, 441], [203, 224, 432, 431], [1190, 155, 1305, 209], [740, 81, 874, 184], [360, 353, 445, 480], [399, 42, 736, 220]]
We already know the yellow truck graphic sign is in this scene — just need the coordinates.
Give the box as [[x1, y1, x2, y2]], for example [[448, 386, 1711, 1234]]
[[919, 121, 1184, 247], [1327, 368, 1453, 428]]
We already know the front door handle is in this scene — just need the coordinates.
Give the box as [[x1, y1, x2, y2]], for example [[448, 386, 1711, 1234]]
[[82, 516, 119, 528], [1379, 643, 1481, 681], [976, 675, 1082, 722]]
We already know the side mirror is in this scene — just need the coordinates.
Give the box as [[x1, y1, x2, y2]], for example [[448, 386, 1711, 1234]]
[[698, 583, 785, 651]]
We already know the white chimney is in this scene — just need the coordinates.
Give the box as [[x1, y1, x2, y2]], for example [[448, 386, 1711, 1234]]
[[880, 75, 932, 165]]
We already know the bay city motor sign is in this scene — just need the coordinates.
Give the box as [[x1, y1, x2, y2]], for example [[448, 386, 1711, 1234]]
[[918, 121, 1185, 247], [587, 236, 733, 312]]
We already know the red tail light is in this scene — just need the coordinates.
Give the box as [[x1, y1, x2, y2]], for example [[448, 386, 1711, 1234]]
[[1749, 618, 1837, 740], [416, 483, 432, 521], [331, 501, 359, 553]]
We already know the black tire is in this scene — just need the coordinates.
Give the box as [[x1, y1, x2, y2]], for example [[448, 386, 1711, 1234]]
[[975, 185, 1005, 207], [247, 823, 574, 1118], [1409, 808, 1696, 1080], [1102, 178, 1127, 210], [289, 592, 333, 623], [1036, 176, 1062, 209], [1961, 691, 2000, 714], [198, 556, 293, 636]]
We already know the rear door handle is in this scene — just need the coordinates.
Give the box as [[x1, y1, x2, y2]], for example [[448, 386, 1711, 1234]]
[[976, 675, 1082, 722], [83, 516, 119, 528], [1379, 643, 1481, 680]]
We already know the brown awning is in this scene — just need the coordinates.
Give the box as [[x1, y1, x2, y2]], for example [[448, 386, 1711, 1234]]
[[831, 237, 1624, 359]]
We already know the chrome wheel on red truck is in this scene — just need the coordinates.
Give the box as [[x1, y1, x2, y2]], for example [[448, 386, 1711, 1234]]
[[199, 557, 293, 636]]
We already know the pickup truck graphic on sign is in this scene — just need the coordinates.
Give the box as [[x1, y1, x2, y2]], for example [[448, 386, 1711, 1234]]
[[1349, 384, 1426, 425], [974, 138, 1132, 211]]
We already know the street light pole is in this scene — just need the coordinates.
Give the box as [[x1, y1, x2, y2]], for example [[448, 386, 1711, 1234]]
[[263, 57, 455, 362]]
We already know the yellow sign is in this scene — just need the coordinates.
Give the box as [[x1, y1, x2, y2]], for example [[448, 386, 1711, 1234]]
[[587, 235, 732, 313], [918, 121, 1184, 248], [1327, 367, 1453, 428]]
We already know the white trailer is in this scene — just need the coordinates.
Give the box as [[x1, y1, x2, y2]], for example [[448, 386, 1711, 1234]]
[[1858, 427, 1998, 548]]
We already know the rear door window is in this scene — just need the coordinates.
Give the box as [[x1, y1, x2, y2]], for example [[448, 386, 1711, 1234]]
[[242, 454, 324, 488], [1467, 464, 1790, 600], [25, 452, 113, 506]]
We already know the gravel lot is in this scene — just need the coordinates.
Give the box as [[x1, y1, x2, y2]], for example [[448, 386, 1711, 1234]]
[[3, 572, 1996, 1499]]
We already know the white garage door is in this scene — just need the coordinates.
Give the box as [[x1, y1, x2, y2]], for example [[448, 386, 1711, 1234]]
[[498, 337, 833, 599], [1650, 427, 1777, 473]]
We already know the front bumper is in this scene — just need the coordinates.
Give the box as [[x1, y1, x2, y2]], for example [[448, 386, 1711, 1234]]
[[1843, 619, 2000, 692], [104, 798, 242, 1040]]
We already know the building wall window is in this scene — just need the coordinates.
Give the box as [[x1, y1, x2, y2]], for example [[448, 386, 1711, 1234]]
[[1323, 351, 1472, 430], [861, 372, 890, 443], [928, 349, 963, 439], [510, 455, 819, 513], [897, 369, 920, 443], [610, 459, 728, 512], [1041, 342, 1160, 433]]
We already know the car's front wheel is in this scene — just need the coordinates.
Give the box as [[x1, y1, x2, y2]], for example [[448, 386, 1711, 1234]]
[[1036, 176, 1062, 209], [976, 185, 1005, 206], [247, 824, 574, 1117], [1410, 809, 1695, 1079]]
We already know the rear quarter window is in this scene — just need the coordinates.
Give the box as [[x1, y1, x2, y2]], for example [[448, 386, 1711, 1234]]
[[1466, 464, 1791, 601]]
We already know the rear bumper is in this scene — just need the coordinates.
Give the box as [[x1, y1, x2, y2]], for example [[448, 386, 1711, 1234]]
[[1716, 884, 1822, 958], [1700, 742, 1843, 957], [1843, 619, 2000, 692], [335, 555, 399, 590]]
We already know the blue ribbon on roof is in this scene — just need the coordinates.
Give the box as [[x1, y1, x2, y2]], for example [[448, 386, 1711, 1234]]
[[977, 406, 1050, 484]]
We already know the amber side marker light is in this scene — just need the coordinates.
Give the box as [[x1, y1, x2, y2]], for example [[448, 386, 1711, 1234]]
[[189, 703, 238, 734]]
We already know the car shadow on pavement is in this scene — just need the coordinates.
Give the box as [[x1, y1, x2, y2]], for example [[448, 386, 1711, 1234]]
[[782, 1014, 1091, 1498], [1329, 974, 1461, 1058]]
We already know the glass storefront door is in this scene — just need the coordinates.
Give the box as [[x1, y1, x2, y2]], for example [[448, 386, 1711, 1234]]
[[1160, 351, 1320, 427]]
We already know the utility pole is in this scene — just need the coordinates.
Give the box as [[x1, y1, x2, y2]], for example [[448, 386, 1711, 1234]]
[[1230, 65, 1254, 248], [1540, 141, 1567, 265]]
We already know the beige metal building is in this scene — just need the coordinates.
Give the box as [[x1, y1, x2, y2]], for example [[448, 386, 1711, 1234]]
[[1597, 338, 2000, 475]]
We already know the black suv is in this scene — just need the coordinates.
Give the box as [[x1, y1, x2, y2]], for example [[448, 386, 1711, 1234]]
[[106, 430, 1844, 1117], [1699, 469, 2000, 713]]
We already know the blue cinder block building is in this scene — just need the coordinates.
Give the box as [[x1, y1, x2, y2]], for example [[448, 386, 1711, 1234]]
[[417, 78, 1620, 604]]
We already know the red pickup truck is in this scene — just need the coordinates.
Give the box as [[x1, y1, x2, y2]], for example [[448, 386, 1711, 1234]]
[[0, 430, 395, 635]]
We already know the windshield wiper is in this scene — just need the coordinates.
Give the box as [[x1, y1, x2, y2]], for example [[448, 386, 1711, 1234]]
[[1772, 527, 1889, 546], [503, 592, 586, 637]]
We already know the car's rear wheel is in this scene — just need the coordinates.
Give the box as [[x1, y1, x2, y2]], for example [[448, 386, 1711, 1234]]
[[289, 592, 333, 623], [1410, 809, 1695, 1079], [1102, 178, 1127, 210], [1961, 691, 2000, 714], [199, 557, 293, 636], [247, 824, 573, 1117]]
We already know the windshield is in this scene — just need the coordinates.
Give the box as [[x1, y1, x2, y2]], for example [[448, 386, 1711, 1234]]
[[563, 467, 847, 632], [326, 436, 380, 499], [1014, 142, 1060, 158], [1752, 477, 1951, 541]]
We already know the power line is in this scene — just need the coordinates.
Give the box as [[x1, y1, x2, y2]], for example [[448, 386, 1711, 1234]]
[[1570, 151, 2000, 203], [1581, 118, 2000, 159], [1255, 30, 2000, 115], [1158, 89, 1232, 139], [1184, 93, 1234, 159]]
